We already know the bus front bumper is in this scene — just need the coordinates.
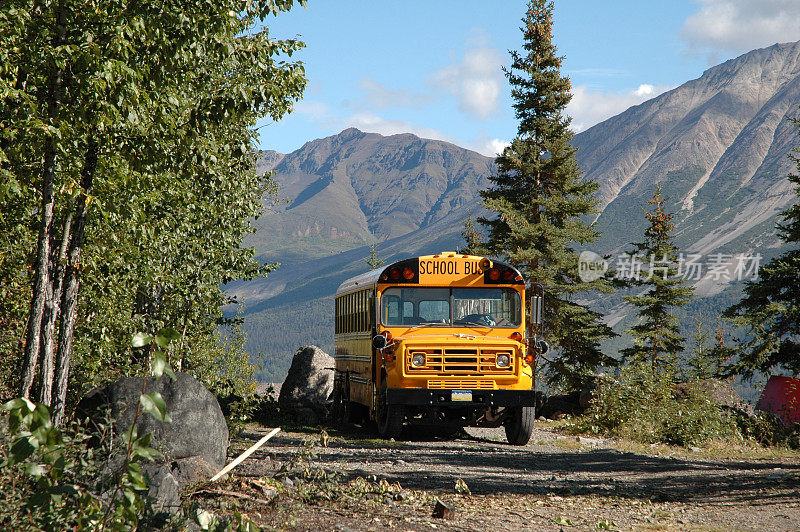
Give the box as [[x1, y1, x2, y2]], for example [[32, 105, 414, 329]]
[[386, 388, 537, 407]]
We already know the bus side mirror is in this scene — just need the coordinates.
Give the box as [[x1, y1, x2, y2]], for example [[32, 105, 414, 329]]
[[372, 334, 387, 350], [531, 296, 543, 325], [537, 340, 549, 355]]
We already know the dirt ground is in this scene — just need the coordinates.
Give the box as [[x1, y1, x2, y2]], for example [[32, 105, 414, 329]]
[[201, 422, 800, 531]]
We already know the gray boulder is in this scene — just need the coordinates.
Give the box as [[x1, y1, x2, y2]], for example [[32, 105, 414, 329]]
[[77, 372, 229, 513], [278, 345, 334, 421], [78, 372, 228, 468]]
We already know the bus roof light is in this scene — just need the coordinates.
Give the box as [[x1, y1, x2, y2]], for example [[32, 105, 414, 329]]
[[502, 269, 514, 281], [488, 268, 500, 281], [389, 268, 401, 280], [403, 267, 414, 280]]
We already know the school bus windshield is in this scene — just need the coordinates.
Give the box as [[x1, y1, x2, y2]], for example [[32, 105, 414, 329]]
[[380, 287, 522, 327]]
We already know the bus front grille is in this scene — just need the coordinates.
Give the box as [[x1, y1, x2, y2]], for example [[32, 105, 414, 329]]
[[406, 347, 515, 374]]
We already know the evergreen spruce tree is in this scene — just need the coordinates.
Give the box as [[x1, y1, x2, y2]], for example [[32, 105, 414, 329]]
[[364, 233, 385, 270], [479, 0, 615, 389], [620, 188, 694, 372], [460, 212, 487, 256], [724, 115, 800, 378], [707, 319, 735, 377]]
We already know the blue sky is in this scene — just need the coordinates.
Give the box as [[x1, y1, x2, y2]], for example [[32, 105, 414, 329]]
[[256, 0, 800, 157]]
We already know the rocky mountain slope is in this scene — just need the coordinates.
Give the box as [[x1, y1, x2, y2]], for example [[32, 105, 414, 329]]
[[246, 128, 492, 265], [580, 42, 800, 262], [232, 42, 800, 381]]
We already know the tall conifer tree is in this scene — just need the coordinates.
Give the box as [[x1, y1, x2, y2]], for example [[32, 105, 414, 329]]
[[724, 115, 800, 378], [479, 0, 615, 389], [620, 187, 693, 371]]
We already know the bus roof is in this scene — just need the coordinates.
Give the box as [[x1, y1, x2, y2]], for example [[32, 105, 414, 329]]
[[335, 252, 524, 296], [336, 268, 384, 295]]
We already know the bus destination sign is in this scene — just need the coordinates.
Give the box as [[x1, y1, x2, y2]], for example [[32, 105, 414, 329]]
[[418, 258, 483, 283]]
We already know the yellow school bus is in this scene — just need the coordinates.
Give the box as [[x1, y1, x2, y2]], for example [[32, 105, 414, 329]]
[[332, 252, 546, 445]]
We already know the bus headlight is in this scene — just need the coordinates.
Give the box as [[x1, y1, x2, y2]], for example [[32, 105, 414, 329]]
[[496, 353, 511, 368], [411, 352, 426, 367]]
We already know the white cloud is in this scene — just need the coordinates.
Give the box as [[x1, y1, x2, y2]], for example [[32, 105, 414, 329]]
[[346, 78, 433, 111], [634, 84, 655, 97], [340, 112, 452, 143], [479, 138, 510, 157], [567, 84, 671, 132], [293, 102, 448, 142], [291, 101, 506, 157], [294, 100, 331, 121], [343, 115, 508, 157], [682, 0, 800, 57], [430, 45, 504, 120]]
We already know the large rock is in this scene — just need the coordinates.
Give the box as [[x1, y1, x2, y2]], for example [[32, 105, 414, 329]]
[[278, 345, 334, 421], [78, 372, 228, 468], [77, 372, 229, 515]]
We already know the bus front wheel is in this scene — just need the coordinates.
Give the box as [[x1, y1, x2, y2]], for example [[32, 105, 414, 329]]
[[504, 406, 535, 445], [377, 380, 404, 440]]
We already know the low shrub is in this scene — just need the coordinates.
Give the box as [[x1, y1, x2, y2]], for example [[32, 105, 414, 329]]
[[570, 363, 740, 446], [733, 410, 800, 448], [0, 398, 150, 530]]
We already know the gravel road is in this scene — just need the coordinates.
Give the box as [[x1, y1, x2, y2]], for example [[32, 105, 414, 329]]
[[227, 423, 800, 531]]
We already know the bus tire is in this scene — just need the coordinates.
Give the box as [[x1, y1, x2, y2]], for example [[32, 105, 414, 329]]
[[377, 380, 404, 440], [504, 406, 534, 446]]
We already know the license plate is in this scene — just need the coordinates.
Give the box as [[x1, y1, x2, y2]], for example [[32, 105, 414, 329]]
[[451, 390, 472, 402]]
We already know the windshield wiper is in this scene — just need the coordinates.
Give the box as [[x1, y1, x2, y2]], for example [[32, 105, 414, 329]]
[[406, 322, 452, 331], [452, 320, 493, 328]]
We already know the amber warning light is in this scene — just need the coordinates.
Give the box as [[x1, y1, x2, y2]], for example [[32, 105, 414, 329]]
[[379, 259, 419, 283]]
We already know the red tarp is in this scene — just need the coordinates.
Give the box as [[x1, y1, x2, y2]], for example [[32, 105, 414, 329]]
[[756, 376, 800, 425]]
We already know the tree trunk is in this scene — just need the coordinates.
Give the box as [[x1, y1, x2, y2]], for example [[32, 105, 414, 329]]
[[19, 0, 66, 399], [38, 211, 72, 406], [52, 139, 97, 425]]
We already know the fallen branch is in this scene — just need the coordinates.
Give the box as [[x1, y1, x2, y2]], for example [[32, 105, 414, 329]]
[[211, 427, 281, 482]]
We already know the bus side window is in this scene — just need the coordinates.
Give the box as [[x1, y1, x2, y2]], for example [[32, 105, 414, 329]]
[[360, 291, 366, 332], [345, 294, 350, 333], [358, 291, 363, 332], [403, 301, 414, 318], [357, 291, 363, 332], [349, 294, 354, 333]]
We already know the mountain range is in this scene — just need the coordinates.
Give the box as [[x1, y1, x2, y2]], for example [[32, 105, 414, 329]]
[[229, 41, 800, 382]]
